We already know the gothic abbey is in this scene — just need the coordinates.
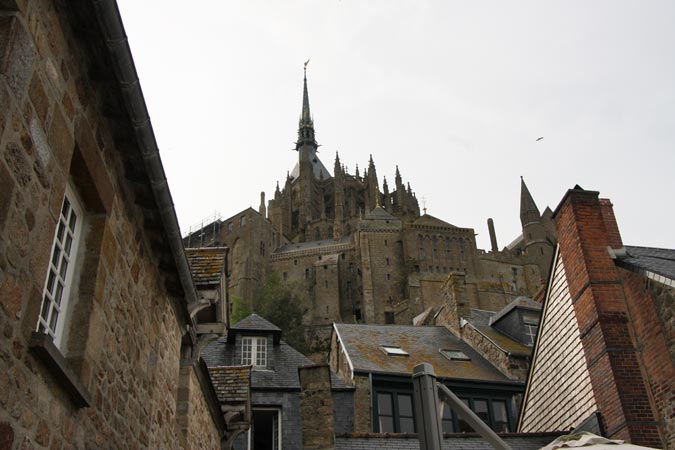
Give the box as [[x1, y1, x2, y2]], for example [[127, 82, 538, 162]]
[[184, 68, 557, 348]]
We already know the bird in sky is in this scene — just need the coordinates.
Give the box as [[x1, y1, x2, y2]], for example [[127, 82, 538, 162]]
[[536, 137, 544, 141]]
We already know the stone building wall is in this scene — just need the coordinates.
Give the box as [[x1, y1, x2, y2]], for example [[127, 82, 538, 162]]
[[353, 375, 372, 433], [460, 325, 529, 382], [180, 368, 221, 450], [357, 229, 405, 324], [0, 2, 221, 449], [231, 391, 302, 450]]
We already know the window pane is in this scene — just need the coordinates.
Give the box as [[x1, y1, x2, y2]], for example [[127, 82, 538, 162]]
[[242, 337, 252, 365], [399, 417, 415, 433], [64, 234, 73, 254], [379, 416, 394, 433], [398, 394, 413, 417], [57, 222, 65, 242], [47, 271, 56, 294], [474, 399, 489, 424], [40, 295, 50, 318], [68, 210, 77, 231], [54, 283, 63, 305], [256, 338, 267, 366], [61, 197, 70, 216], [377, 393, 393, 415], [49, 307, 59, 330], [59, 258, 68, 279], [51, 246, 61, 267], [492, 400, 509, 432], [458, 399, 472, 432]]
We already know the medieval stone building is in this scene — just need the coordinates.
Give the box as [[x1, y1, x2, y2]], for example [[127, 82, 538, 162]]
[[184, 68, 557, 349]]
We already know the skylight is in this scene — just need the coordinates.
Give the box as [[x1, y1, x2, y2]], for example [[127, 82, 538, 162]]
[[440, 349, 471, 361], [381, 345, 409, 356]]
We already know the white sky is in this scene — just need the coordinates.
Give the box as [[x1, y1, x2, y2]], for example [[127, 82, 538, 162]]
[[116, 0, 675, 251]]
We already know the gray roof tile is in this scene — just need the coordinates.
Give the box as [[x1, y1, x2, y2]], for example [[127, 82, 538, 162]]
[[202, 335, 351, 391], [617, 245, 675, 284], [334, 324, 517, 384]]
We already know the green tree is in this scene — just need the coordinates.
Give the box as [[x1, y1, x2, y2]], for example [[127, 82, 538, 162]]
[[230, 295, 251, 325], [233, 272, 309, 354]]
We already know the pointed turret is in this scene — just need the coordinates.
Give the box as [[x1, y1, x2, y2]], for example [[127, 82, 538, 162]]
[[520, 177, 541, 226], [367, 154, 380, 210], [395, 165, 402, 187]]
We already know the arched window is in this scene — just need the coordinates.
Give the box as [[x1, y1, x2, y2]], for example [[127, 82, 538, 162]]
[[418, 235, 425, 260]]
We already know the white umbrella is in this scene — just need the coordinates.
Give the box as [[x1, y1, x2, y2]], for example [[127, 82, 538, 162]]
[[540, 432, 661, 450]]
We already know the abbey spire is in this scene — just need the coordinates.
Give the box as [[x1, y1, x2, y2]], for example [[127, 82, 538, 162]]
[[296, 60, 317, 150], [520, 176, 541, 227]]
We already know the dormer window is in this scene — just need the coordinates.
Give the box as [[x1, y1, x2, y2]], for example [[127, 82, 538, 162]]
[[381, 345, 409, 356], [242, 336, 267, 367], [523, 315, 539, 346], [440, 349, 471, 361]]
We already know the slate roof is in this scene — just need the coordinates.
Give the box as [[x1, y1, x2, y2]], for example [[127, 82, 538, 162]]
[[184, 247, 227, 288], [208, 365, 251, 403], [275, 236, 351, 254], [227, 313, 281, 343], [616, 245, 675, 287], [335, 432, 561, 449], [202, 336, 352, 391], [364, 206, 399, 221], [489, 296, 541, 326], [411, 214, 457, 229], [461, 299, 538, 357], [467, 325, 532, 357], [334, 324, 518, 384]]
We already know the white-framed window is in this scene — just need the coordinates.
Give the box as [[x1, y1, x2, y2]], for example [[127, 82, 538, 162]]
[[248, 407, 281, 450], [440, 349, 471, 361], [242, 336, 267, 367], [36, 183, 84, 349], [380, 345, 409, 356]]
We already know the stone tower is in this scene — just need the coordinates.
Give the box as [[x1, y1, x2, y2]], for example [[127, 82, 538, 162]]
[[519, 177, 556, 281]]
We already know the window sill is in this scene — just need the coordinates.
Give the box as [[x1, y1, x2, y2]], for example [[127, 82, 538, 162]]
[[29, 332, 91, 408]]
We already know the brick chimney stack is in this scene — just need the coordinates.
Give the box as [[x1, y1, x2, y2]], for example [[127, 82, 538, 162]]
[[553, 187, 661, 446]]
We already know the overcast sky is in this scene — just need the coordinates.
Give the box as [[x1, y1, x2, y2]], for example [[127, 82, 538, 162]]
[[116, 0, 675, 251]]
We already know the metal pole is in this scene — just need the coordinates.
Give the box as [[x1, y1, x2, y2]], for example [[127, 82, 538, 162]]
[[436, 383, 512, 450], [412, 363, 443, 450]]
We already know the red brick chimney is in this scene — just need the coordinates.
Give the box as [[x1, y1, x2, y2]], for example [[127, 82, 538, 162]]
[[553, 187, 661, 446]]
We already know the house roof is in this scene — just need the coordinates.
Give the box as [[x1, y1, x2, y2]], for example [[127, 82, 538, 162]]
[[202, 336, 352, 391], [185, 247, 227, 288], [489, 296, 541, 326], [333, 324, 518, 384], [275, 236, 351, 254], [411, 214, 457, 229], [364, 206, 399, 221], [208, 365, 251, 404], [616, 245, 675, 287], [335, 432, 562, 449], [227, 314, 281, 343], [467, 325, 532, 357]]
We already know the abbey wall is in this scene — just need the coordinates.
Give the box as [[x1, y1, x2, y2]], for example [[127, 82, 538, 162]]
[[183, 70, 557, 350]]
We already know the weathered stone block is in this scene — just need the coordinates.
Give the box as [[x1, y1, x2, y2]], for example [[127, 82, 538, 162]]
[[0, 15, 36, 101], [46, 107, 72, 173]]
